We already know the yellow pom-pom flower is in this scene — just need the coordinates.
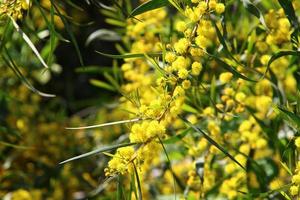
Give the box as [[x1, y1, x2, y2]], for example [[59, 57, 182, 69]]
[[191, 61, 202, 76], [219, 72, 233, 84], [178, 68, 189, 79], [215, 3, 225, 14], [174, 38, 190, 54]]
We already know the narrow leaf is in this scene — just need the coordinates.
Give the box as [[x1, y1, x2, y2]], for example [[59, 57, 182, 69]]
[[2, 51, 55, 97], [133, 163, 143, 200], [163, 128, 191, 144], [75, 66, 113, 73], [182, 104, 198, 114], [10, 17, 49, 69], [264, 50, 300, 78], [90, 79, 116, 91], [213, 21, 238, 63], [85, 29, 121, 46], [65, 118, 140, 130], [273, 105, 300, 131], [129, 0, 169, 17], [241, 0, 267, 29], [280, 161, 293, 176], [96, 51, 162, 59], [210, 54, 257, 82], [181, 116, 246, 170], [59, 143, 135, 164], [52, 1, 84, 66], [280, 191, 292, 200], [278, 0, 299, 29], [158, 137, 177, 199], [0, 141, 34, 150]]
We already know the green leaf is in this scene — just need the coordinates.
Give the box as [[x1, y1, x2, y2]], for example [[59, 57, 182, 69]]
[[66, 118, 140, 130], [168, 0, 184, 14], [264, 50, 300, 77], [52, 1, 84, 66], [96, 51, 162, 59], [117, 175, 123, 200], [90, 79, 116, 91], [273, 105, 300, 131], [65, 0, 84, 11], [278, 0, 299, 29], [86, 29, 121, 46], [255, 183, 292, 198], [1, 48, 55, 97], [10, 17, 50, 69], [280, 161, 293, 176], [210, 75, 216, 104], [158, 137, 177, 198], [246, 106, 273, 138], [133, 163, 143, 200], [88, 176, 117, 197], [182, 104, 198, 114], [280, 191, 292, 200], [181, 116, 246, 171], [104, 72, 120, 91], [278, 0, 300, 49], [210, 54, 257, 82], [105, 18, 126, 27], [241, 0, 267, 29], [163, 128, 191, 144], [212, 21, 238, 63], [144, 53, 165, 75], [0, 19, 13, 52], [129, 0, 169, 17], [75, 66, 113, 74], [0, 141, 33, 150], [59, 143, 136, 164]]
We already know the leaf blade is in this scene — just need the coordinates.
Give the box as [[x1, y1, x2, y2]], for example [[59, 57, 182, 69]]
[[129, 0, 169, 17], [59, 143, 136, 164]]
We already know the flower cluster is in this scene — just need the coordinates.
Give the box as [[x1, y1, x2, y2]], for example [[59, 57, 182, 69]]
[[100, 0, 300, 199], [0, 0, 29, 19]]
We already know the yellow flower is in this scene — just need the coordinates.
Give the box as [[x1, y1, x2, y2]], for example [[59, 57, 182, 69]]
[[295, 137, 300, 148], [219, 72, 233, 84], [174, 38, 190, 54], [191, 61, 202, 76], [182, 80, 191, 89], [269, 179, 284, 190], [292, 174, 300, 184], [165, 52, 176, 63], [235, 92, 246, 102], [256, 138, 267, 149], [11, 189, 32, 200], [290, 185, 299, 196], [215, 3, 225, 14], [260, 55, 271, 65], [195, 35, 210, 49], [209, 0, 217, 9], [187, 114, 197, 124], [175, 21, 187, 32], [178, 68, 189, 79]]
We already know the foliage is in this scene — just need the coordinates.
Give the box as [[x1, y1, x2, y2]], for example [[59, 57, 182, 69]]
[[1, 0, 300, 200]]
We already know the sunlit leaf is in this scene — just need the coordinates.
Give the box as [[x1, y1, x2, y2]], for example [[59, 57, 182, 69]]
[[59, 143, 136, 164], [96, 51, 162, 59], [10, 17, 49, 69], [66, 118, 140, 130], [90, 79, 116, 91], [181, 117, 246, 171], [264, 50, 300, 77], [129, 0, 169, 17], [241, 0, 267, 29], [86, 29, 121, 46]]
